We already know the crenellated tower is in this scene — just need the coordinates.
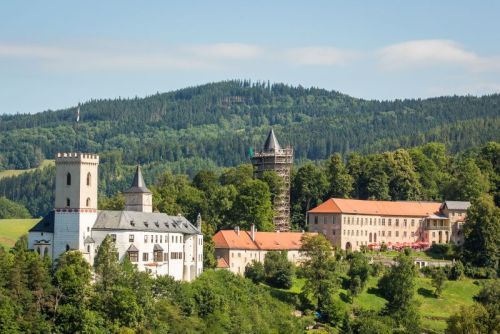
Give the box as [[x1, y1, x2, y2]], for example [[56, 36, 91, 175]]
[[53, 152, 99, 261], [251, 128, 293, 231]]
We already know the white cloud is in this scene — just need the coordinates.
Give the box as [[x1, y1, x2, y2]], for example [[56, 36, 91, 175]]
[[378, 39, 500, 71], [283, 47, 359, 66]]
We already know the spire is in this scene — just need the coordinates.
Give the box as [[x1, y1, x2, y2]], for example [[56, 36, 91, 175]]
[[196, 213, 202, 230], [124, 165, 151, 193], [263, 128, 281, 151]]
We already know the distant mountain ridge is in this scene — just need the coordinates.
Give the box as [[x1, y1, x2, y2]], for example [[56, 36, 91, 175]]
[[0, 80, 499, 171]]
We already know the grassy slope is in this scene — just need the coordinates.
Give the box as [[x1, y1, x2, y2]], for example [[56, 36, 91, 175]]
[[0, 159, 54, 180], [269, 276, 481, 333], [0, 218, 40, 248]]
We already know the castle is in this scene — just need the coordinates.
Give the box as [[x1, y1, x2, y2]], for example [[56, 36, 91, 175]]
[[28, 153, 203, 281], [251, 129, 293, 231]]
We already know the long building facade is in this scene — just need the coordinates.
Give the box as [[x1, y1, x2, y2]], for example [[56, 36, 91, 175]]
[[213, 226, 316, 275], [307, 198, 470, 251], [251, 128, 293, 231], [28, 152, 203, 281]]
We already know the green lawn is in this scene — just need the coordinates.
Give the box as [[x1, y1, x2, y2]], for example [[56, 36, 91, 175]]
[[0, 159, 54, 180], [271, 275, 482, 333], [0, 219, 40, 248]]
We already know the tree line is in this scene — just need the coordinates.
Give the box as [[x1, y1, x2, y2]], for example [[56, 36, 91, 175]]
[[1, 81, 499, 171]]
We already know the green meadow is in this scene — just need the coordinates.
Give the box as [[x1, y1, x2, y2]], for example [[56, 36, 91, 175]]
[[0, 218, 40, 248]]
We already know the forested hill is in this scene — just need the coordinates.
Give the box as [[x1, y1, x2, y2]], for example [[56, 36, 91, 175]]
[[1, 80, 499, 170]]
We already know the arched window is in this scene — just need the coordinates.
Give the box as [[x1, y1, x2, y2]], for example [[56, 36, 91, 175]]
[[66, 172, 71, 185], [66, 198, 70, 207], [86, 197, 91, 207], [86, 172, 91, 186]]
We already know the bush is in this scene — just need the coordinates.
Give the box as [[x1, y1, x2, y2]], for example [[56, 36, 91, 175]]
[[244, 260, 265, 284], [448, 261, 465, 280], [264, 251, 294, 289], [426, 242, 456, 259], [464, 265, 497, 279], [371, 262, 385, 277]]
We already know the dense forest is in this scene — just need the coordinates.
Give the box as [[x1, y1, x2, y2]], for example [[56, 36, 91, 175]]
[[1, 80, 499, 171]]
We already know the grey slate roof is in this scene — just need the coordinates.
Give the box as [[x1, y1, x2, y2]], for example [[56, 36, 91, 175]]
[[124, 165, 152, 194], [84, 236, 95, 243], [127, 244, 139, 252], [29, 211, 55, 233], [443, 201, 471, 211], [263, 128, 281, 151], [92, 210, 201, 235]]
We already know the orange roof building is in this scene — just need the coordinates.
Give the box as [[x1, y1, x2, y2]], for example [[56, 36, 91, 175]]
[[213, 226, 316, 274], [307, 198, 469, 251]]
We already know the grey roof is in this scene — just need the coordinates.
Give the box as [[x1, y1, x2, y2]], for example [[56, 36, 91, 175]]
[[443, 201, 471, 211], [84, 236, 95, 243], [29, 211, 55, 233], [124, 166, 151, 194], [127, 244, 139, 252], [92, 210, 201, 235], [263, 128, 281, 151], [153, 244, 164, 251]]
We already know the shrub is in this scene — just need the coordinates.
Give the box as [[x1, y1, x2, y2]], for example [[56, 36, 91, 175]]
[[263, 251, 294, 289], [244, 260, 265, 284], [448, 261, 464, 280]]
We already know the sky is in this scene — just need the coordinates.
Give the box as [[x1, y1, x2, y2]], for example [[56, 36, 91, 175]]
[[1, 0, 500, 114]]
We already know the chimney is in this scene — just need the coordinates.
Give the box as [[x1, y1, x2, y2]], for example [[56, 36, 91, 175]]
[[235, 226, 240, 236], [251, 224, 256, 241]]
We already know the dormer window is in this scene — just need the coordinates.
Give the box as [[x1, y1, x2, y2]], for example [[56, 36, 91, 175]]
[[66, 173, 71, 185]]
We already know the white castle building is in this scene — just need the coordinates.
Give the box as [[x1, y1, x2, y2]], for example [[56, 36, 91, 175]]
[[28, 153, 203, 281]]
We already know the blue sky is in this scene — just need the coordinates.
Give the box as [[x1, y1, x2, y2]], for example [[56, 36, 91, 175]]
[[1, 0, 500, 114]]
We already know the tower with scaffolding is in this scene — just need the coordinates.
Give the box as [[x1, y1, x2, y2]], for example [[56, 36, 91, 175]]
[[251, 129, 293, 231]]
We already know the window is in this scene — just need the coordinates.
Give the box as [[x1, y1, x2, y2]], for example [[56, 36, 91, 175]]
[[356, 230, 359, 236], [155, 235, 158, 243], [411, 232, 415, 237], [382, 219, 385, 226], [154, 250, 163, 262], [110, 234, 116, 242], [144, 235, 148, 243], [66, 172, 71, 185], [164, 253, 168, 261], [403, 231, 407, 237], [314, 216, 318, 224], [388, 231, 391, 237], [396, 231, 399, 237], [160, 235, 162, 243], [143, 253, 149, 261], [432, 232, 435, 237], [87, 245, 90, 253], [86, 197, 91, 207], [150, 235, 153, 243], [382, 231, 385, 237], [128, 251, 138, 262], [86, 172, 91, 186], [411, 219, 415, 227], [66, 198, 70, 207], [388, 219, 392, 226], [129, 234, 134, 242], [324, 216, 327, 224], [404, 219, 407, 227], [395, 219, 399, 227]]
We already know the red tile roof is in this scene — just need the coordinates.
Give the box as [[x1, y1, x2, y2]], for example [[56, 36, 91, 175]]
[[216, 257, 229, 268], [308, 198, 441, 217], [213, 230, 317, 251]]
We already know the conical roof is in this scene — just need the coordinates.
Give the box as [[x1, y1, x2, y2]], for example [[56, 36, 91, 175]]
[[124, 165, 152, 194], [263, 128, 281, 151]]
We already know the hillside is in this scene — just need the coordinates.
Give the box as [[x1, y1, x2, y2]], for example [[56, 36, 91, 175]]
[[0, 218, 40, 248], [1, 81, 499, 172]]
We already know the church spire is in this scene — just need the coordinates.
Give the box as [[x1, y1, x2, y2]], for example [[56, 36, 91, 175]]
[[126, 165, 151, 193], [263, 128, 281, 151], [124, 165, 152, 212]]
